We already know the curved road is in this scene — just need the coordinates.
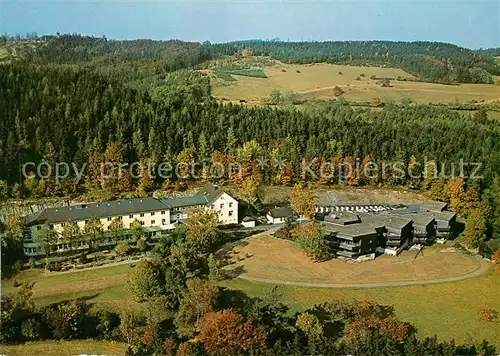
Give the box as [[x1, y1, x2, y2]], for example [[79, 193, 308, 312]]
[[233, 260, 491, 288]]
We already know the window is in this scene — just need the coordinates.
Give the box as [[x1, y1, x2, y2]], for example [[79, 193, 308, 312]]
[[220, 203, 224, 209], [129, 214, 133, 219], [107, 217, 112, 221], [49, 224, 54, 229], [161, 211, 166, 215], [118, 216, 123, 220], [151, 220, 155, 225], [162, 219, 166, 225], [211, 204, 215, 209], [140, 213, 145, 217], [85, 220, 89, 224], [229, 211, 233, 217], [37, 226, 42, 231], [229, 202, 233, 208], [129, 223, 133, 228], [140, 221, 144, 226], [151, 212, 155, 216], [61, 222, 65, 227]]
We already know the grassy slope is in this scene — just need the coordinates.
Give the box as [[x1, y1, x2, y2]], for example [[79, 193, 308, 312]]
[[211, 61, 500, 105], [4, 264, 140, 312], [6, 257, 500, 346], [220, 267, 500, 346], [1, 340, 128, 356], [223, 237, 483, 284]]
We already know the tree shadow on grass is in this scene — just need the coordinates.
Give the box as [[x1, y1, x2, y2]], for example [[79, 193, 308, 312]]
[[224, 265, 247, 279]]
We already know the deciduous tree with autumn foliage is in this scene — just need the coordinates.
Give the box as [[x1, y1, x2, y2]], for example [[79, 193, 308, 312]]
[[290, 184, 316, 219], [197, 309, 268, 355]]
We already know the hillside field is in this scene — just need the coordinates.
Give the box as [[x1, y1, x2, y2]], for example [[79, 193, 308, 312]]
[[1, 340, 128, 356], [5, 254, 500, 346], [211, 61, 500, 105]]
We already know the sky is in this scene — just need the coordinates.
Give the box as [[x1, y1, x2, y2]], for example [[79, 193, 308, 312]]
[[0, 0, 499, 49]]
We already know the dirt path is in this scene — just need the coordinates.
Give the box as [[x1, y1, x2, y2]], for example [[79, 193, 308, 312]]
[[234, 259, 491, 288]]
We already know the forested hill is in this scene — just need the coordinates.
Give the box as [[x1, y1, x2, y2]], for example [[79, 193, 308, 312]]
[[205, 40, 499, 84], [1, 62, 500, 187], [1, 35, 499, 84]]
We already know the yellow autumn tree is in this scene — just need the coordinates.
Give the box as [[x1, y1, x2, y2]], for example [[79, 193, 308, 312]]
[[290, 184, 316, 219]]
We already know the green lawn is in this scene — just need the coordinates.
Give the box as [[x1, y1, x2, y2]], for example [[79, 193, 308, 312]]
[[4, 264, 140, 312], [1, 340, 128, 356], [220, 267, 500, 346], [5, 261, 500, 346]]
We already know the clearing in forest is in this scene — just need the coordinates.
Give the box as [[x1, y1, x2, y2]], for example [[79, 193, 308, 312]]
[[210, 60, 500, 105]]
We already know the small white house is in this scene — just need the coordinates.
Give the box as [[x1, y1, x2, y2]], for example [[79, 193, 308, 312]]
[[266, 207, 294, 224], [241, 216, 256, 228]]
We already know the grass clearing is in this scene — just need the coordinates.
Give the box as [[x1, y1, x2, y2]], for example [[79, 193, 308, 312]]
[[3, 264, 140, 312], [1, 340, 128, 356], [257, 185, 431, 206], [223, 236, 483, 284], [211, 61, 500, 105], [220, 266, 500, 346]]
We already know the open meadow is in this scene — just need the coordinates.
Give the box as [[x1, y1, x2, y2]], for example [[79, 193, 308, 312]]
[[210, 61, 500, 105], [5, 243, 499, 347], [3, 263, 140, 313], [220, 266, 500, 346], [0, 340, 128, 356], [222, 236, 485, 285], [258, 185, 432, 206]]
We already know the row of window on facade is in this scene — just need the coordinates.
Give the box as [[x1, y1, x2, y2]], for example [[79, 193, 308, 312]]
[[36, 211, 169, 230], [211, 202, 233, 209]]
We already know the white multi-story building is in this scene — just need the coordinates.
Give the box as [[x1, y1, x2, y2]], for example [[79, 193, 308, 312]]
[[22, 184, 238, 256]]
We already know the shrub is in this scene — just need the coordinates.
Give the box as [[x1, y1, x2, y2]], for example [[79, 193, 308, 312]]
[[136, 239, 148, 253], [371, 97, 382, 108], [296, 69, 301, 73], [492, 249, 500, 264], [21, 318, 41, 341], [356, 76, 361, 80], [78, 253, 88, 264], [281, 69, 287, 72], [370, 74, 377, 80], [360, 73, 365, 77], [274, 227, 291, 240], [479, 304, 498, 322], [379, 78, 391, 87], [333, 86, 344, 97], [12, 279, 21, 287], [338, 71, 343, 75]]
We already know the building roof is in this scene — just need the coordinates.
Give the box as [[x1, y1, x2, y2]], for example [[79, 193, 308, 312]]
[[324, 212, 360, 226], [24, 197, 169, 226], [418, 201, 448, 212], [382, 211, 435, 229], [165, 195, 208, 209], [242, 216, 256, 222], [24, 184, 230, 226], [323, 222, 378, 239], [196, 184, 225, 205], [268, 207, 294, 219], [431, 211, 457, 223], [358, 213, 412, 231]]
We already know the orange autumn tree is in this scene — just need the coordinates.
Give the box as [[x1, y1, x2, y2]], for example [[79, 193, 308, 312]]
[[198, 309, 268, 355], [344, 300, 411, 342], [492, 250, 500, 264]]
